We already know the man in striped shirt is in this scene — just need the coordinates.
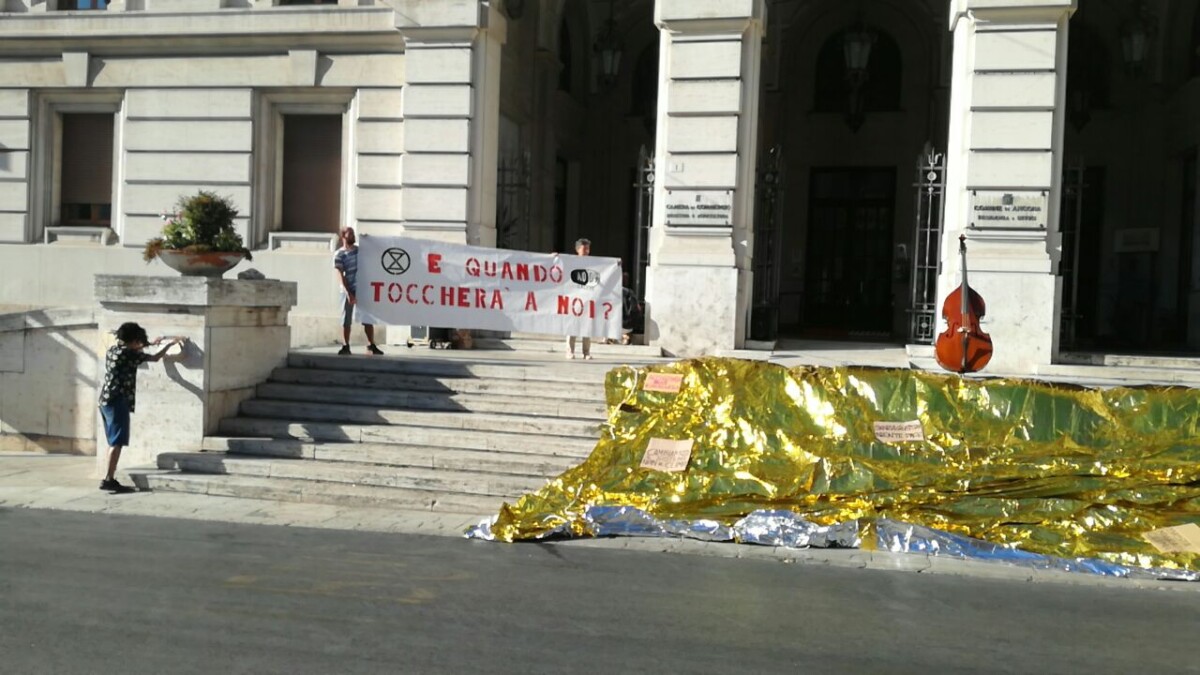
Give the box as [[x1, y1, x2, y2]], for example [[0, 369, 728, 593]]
[[334, 227, 384, 356]]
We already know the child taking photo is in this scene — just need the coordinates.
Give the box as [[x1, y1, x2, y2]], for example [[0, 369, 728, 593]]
[[98, 322, 185, 494]]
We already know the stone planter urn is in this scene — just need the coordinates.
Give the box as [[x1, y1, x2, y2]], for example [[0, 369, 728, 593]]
[[144, 191, 252, 278], [155, 250, 247, 278]]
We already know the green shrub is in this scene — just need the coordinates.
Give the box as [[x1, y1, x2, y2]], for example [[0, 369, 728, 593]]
[[143, 190, 253, 262]]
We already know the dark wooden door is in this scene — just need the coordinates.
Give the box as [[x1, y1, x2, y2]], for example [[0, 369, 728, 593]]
[[802, 167, 896, 337]]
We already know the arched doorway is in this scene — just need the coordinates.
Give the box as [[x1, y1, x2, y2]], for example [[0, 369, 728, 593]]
[[757, 0, 950, 342]]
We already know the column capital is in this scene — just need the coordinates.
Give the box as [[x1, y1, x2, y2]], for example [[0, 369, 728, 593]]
[[950, 0, 1076, 31], [95, 275, 298, 309], [655, 0, 765, 34]]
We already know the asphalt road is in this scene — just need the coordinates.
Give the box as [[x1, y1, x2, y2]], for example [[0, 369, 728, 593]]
[[2, 508, 1198, 675]]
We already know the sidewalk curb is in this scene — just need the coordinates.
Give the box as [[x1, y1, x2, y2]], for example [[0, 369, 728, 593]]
[[3, 476, 1197, 594]]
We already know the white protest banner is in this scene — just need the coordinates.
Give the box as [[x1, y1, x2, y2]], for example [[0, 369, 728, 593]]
[[357, 235, 622, 339]]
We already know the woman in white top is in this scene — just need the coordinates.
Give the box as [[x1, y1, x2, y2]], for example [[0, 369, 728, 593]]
[[566, 238, 592, 360]]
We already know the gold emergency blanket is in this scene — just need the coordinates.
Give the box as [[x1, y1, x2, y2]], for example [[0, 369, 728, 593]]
[[485, 358, 1200, 573]]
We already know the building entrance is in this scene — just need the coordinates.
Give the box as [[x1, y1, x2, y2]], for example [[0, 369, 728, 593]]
[[796, 167, 896, 338], [1059, 2, 1200, 354], [756, 0, 951, 344]]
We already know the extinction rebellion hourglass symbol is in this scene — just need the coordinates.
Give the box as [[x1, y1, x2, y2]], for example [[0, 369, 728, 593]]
[[381, 248, 411, 275]]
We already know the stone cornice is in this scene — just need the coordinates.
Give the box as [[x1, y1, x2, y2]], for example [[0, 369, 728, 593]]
[[394, 0, 505, 47], [0, 35, 407, 58], [0, 1, 504, 57], [95, 275, 298, 309], [398, 27, 481, 44], [388, 0, 483, 29], [0, 7, 400, 44]]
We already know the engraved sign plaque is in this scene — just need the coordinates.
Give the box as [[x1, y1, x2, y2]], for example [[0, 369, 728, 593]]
[[969, 191, 1048, 230], [665, 190, 733, 227]]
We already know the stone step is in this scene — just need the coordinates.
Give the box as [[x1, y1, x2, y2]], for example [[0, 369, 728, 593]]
[[136, 472, 503, 514], [1033, 363, 1200, 388], [239, 400, 602, 437], [1057, 352, 1200, 370], [254, 382, 607, 419], [216, 418, 598, 456], [158, 452, 548, 497], [203, 436, 580, 476], [473, 336, 663, 358], [287, 352, 618, 384], [267, 367, 607, 402]]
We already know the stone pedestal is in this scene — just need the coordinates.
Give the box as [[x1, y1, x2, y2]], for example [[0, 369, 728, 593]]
[[93, 275, 297, 475]]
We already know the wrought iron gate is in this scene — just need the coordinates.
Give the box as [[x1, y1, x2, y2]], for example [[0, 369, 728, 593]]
[[631, 145, 654, 300], [1058, 163, 1085, 349], [907, 145, 946, 344], [751, 145, 785, 341], [496, 152, 532, 250]]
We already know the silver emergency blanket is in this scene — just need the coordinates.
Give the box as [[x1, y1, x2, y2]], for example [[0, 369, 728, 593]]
[[467, 506, 860, 549]]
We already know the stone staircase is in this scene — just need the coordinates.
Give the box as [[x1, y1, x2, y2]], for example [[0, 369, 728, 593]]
[[129, 333, 1200, 515], [133, 343, 662, 515]]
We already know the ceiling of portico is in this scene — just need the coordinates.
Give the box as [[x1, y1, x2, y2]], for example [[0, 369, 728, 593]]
[[763, 0, 951, 102], [529, 0, 654, 53], [771, 0, 948, 37]]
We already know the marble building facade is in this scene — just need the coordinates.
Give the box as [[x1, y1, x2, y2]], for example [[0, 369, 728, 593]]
[[1, 0, 1198, 373]]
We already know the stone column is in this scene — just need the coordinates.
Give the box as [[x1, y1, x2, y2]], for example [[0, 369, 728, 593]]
[[396, 0, 507, 247], [940, 0, 1076, 373], [646, 0, 766, 356], [94, 275, 297, 474]]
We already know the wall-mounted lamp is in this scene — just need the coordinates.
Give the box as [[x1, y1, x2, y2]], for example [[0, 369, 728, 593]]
[[594, 0, 623, 88], [842, 23, 877, 132], [1120, 2, 1156, 75], [1068, 88, 1092, 132], [503, 0, 525, 20]]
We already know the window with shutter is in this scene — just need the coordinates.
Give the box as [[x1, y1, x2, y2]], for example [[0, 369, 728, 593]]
[[56, 0, 108, 9], [280, 114, 342, 233], [59, 113, 114, 227]]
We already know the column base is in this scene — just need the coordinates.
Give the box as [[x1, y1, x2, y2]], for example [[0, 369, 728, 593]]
[[646, 266, 738, 357], [957, 271, 1060, 374]]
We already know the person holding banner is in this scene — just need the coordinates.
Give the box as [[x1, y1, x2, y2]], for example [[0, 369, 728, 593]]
[[334, 227, 384, 356], [566, 237, 593, 360]]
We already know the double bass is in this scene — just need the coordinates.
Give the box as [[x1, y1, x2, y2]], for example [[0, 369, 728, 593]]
[[934, 235, 993, 373]]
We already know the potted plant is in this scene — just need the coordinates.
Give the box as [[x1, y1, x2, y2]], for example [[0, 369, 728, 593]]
[[143, 190, 252, 277]]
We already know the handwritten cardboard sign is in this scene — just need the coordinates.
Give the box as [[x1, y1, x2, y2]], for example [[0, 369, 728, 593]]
[[873, 420, 926, 444], [644, 373, 684, 393], [640, 438, 694, 472], [1143, 523, 1200, 554]]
